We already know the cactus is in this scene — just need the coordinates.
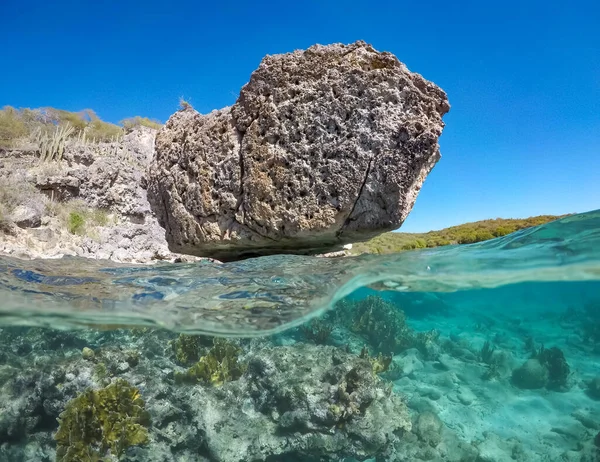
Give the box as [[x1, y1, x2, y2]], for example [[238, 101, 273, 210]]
[[37, 123, 75, 162]]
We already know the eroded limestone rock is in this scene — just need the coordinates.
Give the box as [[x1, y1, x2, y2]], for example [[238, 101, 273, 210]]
[[149, 41, 450, 259]]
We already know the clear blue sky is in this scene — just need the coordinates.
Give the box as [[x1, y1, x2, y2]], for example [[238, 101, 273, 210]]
[[1, 0, 598, 232]]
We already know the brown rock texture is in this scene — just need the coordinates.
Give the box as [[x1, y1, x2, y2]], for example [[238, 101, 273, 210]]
[[148, 41, 450, 259]]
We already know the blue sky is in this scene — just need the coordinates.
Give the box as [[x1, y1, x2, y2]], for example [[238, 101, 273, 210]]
[[1, 0, 598, 232]]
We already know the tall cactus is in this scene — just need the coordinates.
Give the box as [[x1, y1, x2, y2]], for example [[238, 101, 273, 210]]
[[38, 123, 75, 162]]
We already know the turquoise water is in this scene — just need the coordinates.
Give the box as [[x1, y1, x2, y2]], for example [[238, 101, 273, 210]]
[[0, 211, 599, 460]]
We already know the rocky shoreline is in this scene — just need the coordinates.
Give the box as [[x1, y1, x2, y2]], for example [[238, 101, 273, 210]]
[[0, 127, 205, 264], [0, 41, 449, 264]]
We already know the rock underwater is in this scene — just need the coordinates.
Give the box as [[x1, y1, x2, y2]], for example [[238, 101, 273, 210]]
[[148, 41, 450, 259]]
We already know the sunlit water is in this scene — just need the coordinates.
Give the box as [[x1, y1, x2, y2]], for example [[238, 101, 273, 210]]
[[0, 211, 599, 461]]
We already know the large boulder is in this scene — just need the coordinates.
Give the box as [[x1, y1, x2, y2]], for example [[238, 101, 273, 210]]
[[148, 41, 450, 259]]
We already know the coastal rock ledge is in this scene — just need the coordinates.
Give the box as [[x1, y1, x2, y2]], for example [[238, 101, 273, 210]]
[[148, 41, 450, 259]]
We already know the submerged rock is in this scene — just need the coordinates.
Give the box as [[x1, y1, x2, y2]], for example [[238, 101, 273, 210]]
[[511, 358, 548, 389], [585, 376, 600, 400], [148, 40, 450, 259], [188, 343, 412, 461], [414, 411, 443, 447]]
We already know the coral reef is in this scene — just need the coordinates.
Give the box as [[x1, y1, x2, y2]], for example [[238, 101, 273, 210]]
[[54, 379, 150, 461], [585, 377, 600, 400], [175, 338, 247, 385], [336, 295, 440, 357], [170, 333, 207, 365], [299, 318, 333, 345], [511, 345, 570, 390], [0, 324, 478, 462], [359, 345, 393, 375], [479, 340, 496, 365]]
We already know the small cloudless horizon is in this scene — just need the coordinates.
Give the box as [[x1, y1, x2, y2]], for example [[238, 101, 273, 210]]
[[1, 0, 598, 233]]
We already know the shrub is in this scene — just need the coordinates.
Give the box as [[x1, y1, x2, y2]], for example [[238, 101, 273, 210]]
[[85, 118, 123, 143], [0, 106, 28, 148], [120, 116, 163, 131], [350, 215, 566, 255], [47, 200, 112, 237], [90, 208, 109, 227], [179, 97, 192, 110], [0, 202, 6, 226], [0, 176, 43, 220], [44, 107, 90, 134], [0, 106, 168, 147], [68, 212, 85, 235]]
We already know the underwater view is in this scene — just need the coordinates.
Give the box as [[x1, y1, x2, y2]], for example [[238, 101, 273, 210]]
[[1, 211, 599, 461], [2, 2, 599, 460]]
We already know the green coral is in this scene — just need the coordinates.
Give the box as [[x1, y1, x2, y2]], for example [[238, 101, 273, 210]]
[[175, 338, 247, 386], [54, 379, 150, 461], [336, 296, 438, 356], [171, 333, 209, 365]]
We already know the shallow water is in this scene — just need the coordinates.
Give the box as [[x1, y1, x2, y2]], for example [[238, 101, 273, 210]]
[[1, 210, 599, 335], [1, 211, 599, 461]]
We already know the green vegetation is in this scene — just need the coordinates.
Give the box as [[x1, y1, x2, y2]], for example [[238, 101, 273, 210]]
[[351, 215, 566, 255], [36, 123, 75, 162], [178, 97, 192, 110], [121, 116, 163, 131], [44, 200, 112, 237], [67, 212, 85, 235], [175, 338, 247, 386], [0, 106, 163, 152], [85, 118, 123, 142], [0, 106, 28, 147], [0, 106, 123, 149], [54, 379, 150, 461]]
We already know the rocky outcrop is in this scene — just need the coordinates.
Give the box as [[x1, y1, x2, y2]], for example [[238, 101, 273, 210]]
[[149, 40, 450, 259], [0, 127, 198, 263], [34, 126, 156, 219]]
